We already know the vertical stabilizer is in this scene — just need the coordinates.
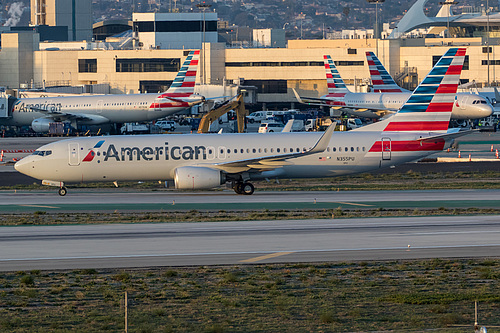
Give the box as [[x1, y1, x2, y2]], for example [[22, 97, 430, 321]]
[[366, 51, 409, 93], [357, 48, 466, 133], [383, 48, 466, 133], [324, 55, 350, 96], [163, 50, 200, 97]]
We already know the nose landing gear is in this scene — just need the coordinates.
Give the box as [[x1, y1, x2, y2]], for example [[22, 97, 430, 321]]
[[58, 187, 67, 196]]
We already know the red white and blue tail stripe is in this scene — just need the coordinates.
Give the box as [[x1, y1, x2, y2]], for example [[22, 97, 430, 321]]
[[324, 55, 349, 96], [162, 50, 200, 98], [366, 51, 408, 93], [383, 48, 466, 133]]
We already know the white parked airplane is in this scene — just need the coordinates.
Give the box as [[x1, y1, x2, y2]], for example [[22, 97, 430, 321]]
[[16, 48, 469, 196], [0, 50, 203, 133], [294, 53, 493, 120]]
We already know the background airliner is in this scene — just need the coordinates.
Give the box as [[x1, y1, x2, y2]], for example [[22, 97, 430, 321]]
[[294, 53, 492, 120], [15, 48, 469, 196], [0, 50, 203, 133]]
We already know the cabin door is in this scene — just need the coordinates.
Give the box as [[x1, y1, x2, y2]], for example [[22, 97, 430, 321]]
[[381, 137, 391, 160], [96, 100, 104, 114], [68, 143, 80, 166]]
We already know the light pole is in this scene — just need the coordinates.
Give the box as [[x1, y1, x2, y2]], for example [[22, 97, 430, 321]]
[[367, 0, 385, 56], [196, 3, 211, 85], [487, 0, 490, 86]]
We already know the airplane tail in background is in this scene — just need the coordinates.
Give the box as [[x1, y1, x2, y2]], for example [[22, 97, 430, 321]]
[[324, 55, 350, 95], [358, 48, 466, 133], [366, 51, 409, 93], [162, 50, 200, 97]]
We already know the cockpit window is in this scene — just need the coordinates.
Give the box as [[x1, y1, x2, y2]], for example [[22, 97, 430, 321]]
[[32, 150, 52, 157], [473, 100, 488, 104]]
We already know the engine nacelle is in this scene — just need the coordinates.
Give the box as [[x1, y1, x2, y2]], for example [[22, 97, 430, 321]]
[[174, 166, 225, 190], [31, 118, 52, 133]]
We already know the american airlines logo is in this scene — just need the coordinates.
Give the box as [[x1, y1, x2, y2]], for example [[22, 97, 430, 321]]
[[82, 140, 105, 162], [93, 143, 210, 162]]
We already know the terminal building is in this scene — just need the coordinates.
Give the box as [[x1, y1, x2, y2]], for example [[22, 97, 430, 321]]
[[1, 1, 500, 109]]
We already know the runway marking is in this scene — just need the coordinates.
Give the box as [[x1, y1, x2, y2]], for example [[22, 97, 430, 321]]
[[18, 204, 60, 209], [331, 201, 374, 207], [239, 251, 294, 263]]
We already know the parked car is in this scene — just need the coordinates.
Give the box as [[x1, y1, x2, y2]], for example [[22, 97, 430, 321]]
[[258, 122, 285, 133], [155, 120, 176, 131]]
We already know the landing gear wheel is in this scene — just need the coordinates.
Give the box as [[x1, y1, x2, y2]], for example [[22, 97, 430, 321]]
[[234, 183, 244, 194], [58, 187, 67, 196], [241, 182, 254, 195]]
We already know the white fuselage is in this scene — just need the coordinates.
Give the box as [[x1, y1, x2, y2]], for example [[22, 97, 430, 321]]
[[14, 130, 451, 185], [324, 92, 493, 120], [1, 93, 201, 127]]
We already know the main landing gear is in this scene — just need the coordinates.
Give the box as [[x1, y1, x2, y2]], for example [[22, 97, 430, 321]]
[[58, 187, 68, 196], [233, 182, 255, 195]]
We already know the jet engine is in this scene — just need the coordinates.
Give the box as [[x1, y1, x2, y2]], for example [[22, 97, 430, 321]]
[[31, 118, 53, 133], [174, 166, 225, 190]]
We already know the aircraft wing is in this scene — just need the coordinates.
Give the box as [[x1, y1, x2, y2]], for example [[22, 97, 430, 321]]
[[28, 106, 110, 123], [204, 123, 335, 173], [292, 88, 393, 119]]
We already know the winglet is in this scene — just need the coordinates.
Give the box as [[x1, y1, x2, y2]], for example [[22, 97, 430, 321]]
[[292, 88, 305, 104], [307, 123, 335, 154]]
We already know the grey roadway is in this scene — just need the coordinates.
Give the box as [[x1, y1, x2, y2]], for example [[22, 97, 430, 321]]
[[2, 188, 500, 206], [0, 215, 499, 271]]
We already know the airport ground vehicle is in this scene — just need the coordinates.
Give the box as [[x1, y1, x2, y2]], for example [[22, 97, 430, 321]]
[[246, 111, 268, 123], [120, 123, 150, 135], [155, 120, 176, 131], [305, 117, 363, 131], [258, 122, 285, 133]]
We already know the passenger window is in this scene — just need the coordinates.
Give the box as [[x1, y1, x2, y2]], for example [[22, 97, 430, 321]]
[[252, 148, 256, 153], [277, 148, 280, 153], [345, 147, 348, 152], [351, 147, 354, 152]]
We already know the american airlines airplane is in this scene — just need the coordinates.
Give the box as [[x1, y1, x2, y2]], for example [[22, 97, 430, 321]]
[[294, 53, 493, 120], [0, 50, 203, 133], [16, 48, 470, 196]]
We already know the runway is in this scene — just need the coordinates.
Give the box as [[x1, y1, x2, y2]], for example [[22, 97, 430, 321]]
[[2, 188, 500, 212], [0, 215, 499, 271]]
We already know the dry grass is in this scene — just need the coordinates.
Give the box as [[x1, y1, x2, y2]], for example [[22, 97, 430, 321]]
[[0, 259, 498, 332]]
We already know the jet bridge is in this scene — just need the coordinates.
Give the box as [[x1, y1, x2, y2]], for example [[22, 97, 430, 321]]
[[197, 94, 247, 133], [0, 95, 11, 118]]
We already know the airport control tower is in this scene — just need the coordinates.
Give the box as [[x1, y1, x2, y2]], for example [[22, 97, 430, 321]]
[[30, 0, 92, 41]]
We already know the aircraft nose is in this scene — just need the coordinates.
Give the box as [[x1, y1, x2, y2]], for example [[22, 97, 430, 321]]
[[481, 103, 494, 117], [14, 157, 33, 176]]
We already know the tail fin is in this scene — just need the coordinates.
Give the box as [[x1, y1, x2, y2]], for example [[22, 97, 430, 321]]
[[366, 51, 409, 93], [163, 50, 200, 97], [357, 48, 466, 133], [324, 55, 349, 95]]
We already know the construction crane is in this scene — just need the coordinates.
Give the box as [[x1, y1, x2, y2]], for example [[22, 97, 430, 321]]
[[197, 94, 247, 133]]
